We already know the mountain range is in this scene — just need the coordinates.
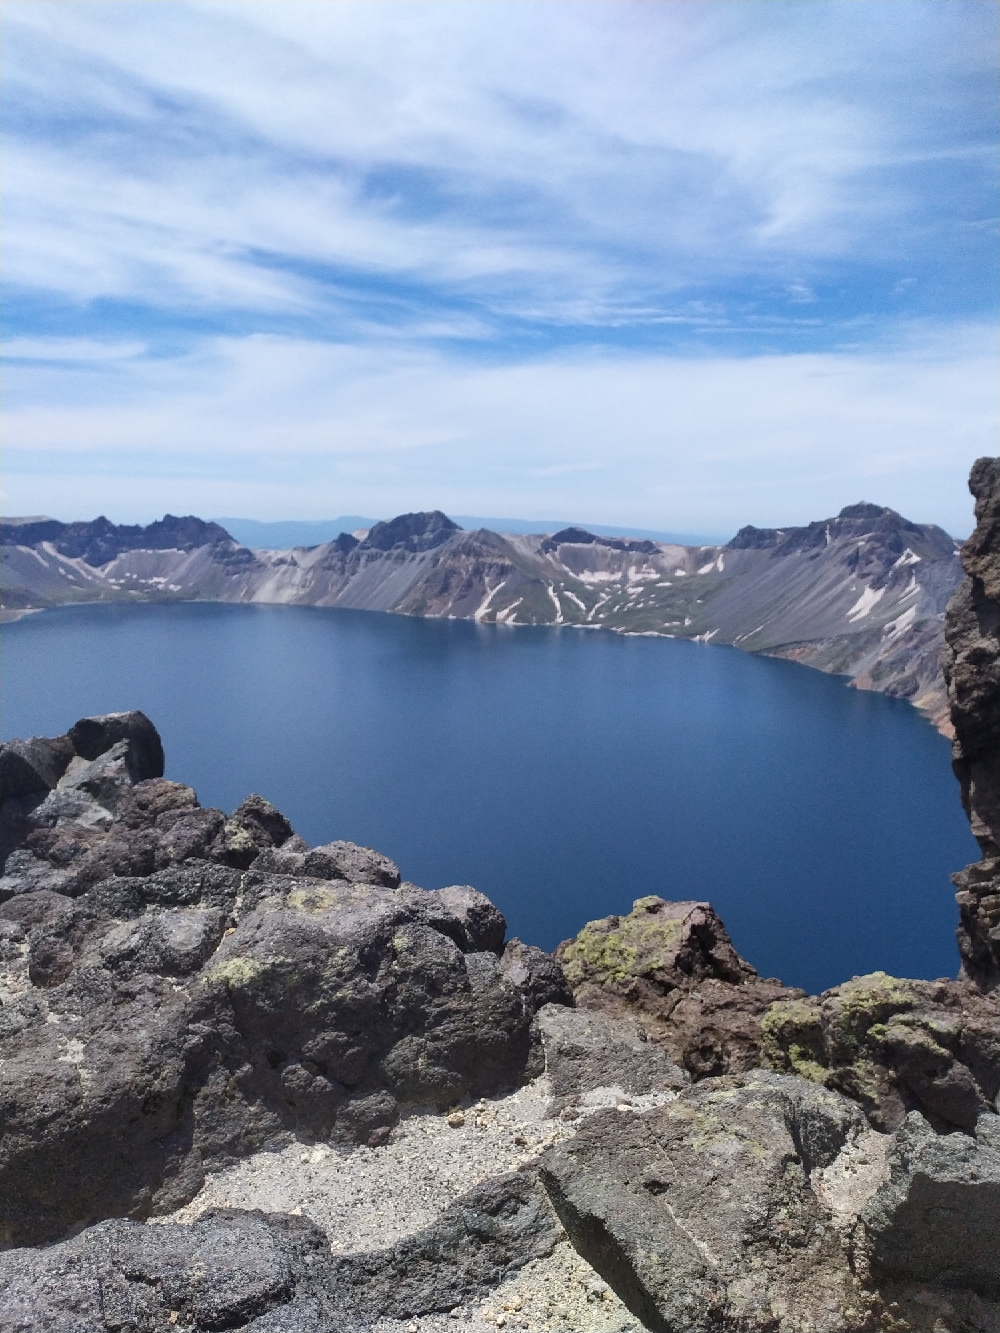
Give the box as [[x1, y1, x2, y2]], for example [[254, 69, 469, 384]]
[[1, 504, 963, 731], [212, 516, 723, 548]]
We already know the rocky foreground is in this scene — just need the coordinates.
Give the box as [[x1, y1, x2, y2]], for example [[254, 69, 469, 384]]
[[0, 461, 998, 1333]]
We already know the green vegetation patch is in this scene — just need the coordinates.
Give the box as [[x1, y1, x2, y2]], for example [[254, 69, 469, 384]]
[[287, 886, 345, 914], [204, 953, 295, 994]]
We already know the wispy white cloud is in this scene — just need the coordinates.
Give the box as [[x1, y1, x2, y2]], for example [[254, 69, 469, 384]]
[[3, 1, 995, 321], [3, 337, 147, 362]]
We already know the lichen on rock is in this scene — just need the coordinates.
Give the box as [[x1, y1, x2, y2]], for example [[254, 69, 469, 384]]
[[759, 972, 998, 1132]]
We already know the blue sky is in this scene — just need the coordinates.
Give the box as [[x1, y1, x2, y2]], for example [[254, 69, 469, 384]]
[[2, 1, 997, 535]]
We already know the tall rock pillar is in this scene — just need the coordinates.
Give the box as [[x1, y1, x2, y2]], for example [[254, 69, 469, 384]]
[[943, 455, 1000, 989]]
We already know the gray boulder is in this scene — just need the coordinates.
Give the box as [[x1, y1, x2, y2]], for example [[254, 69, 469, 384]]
[[535, 1003, 688, 1113], [862, 1110, 1000, 1295], [429, 883, 507, 953], [67, 710, 164, 780], [539, 1070, 867, 1333], [0, 734, 74, 799], [304, 839, 400, 886], [328, 1170, 560, 1319], [0, 1172, 559, 1331], [254, 838, 401, 887]]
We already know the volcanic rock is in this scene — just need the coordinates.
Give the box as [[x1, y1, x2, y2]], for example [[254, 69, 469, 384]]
[[862, 1109, 1000, 1295], [944, 455, 1000, 989], [556, 895, 803, 1078], [0, 1208, 338, 1332], [0, 1171, 561, 1333], [0, 714, 570, 1249], [759, 971, 1000, 1131], [539, 1070, 870, 1333], [535, 1004, 688, 1114], [67, 710, 165, 778]]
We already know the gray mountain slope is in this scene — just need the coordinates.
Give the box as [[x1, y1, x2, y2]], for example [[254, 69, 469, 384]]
[[1, 506, 962, 730]]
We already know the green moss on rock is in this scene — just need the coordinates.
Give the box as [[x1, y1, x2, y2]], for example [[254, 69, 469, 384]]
[[826, 972, 917, 1058], [759, 999, 828, 1084], [204, 954, 294, 993], [559, 896, 685, 990]]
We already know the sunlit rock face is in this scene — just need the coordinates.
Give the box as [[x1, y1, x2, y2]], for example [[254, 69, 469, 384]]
[[944, 456, 1000, 990]]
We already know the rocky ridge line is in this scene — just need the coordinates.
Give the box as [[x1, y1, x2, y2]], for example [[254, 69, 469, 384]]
[[1, 502, 962, 732]]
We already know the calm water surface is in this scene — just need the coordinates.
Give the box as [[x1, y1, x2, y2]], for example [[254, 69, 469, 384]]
[[1, 602, 977, 993]]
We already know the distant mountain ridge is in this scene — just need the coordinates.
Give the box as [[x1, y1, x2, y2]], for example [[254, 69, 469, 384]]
[[1, 504, 962, 731], [213, 515, 725, 548]]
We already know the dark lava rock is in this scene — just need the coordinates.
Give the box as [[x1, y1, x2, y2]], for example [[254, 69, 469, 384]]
[[0, 1208, 338, 1332], [328, 1170, 560, 1319], [944, 456, 1000, 990], [254, 839, 401, 887], [0, 735, 75, 799], [500, 937, 575, 1009], [0, 713, 572, 1249], [0, 1173, 559, 1332], [862, 1110, 1000, 1296], [759, 971, 1000, 1132], [431, 884, 507, 953], [556, 895, 803, 1078], [539, 1070, 868, 1333], [68, 710, 165, 779]]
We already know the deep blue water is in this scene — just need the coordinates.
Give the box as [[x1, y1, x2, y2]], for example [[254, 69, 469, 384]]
[[1, 601, 978, 994]]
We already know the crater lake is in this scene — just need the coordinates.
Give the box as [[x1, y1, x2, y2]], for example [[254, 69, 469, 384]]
[[1, 600, 977, 993]]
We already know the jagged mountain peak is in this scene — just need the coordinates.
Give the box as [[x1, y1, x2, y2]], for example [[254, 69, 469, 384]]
[[0, 513, 236, 566], [728, 502, 954, 563], [359, 510, 462, 554], [838, 501, 894, 521]]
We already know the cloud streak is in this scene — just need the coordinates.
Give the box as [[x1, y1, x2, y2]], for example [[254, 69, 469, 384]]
[[4, 2, 996, 328]]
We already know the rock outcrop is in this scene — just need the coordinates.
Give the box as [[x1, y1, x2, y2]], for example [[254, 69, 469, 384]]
[[0, 713, 570, 1250], [556, 896, 804, 1079], [0, 1174, 561, 1332], [759, 971, 999, 1132], [540, 1071, 870, 1333], [944, 455, 1000, 988], [862, 1110, 1000, 1296]]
